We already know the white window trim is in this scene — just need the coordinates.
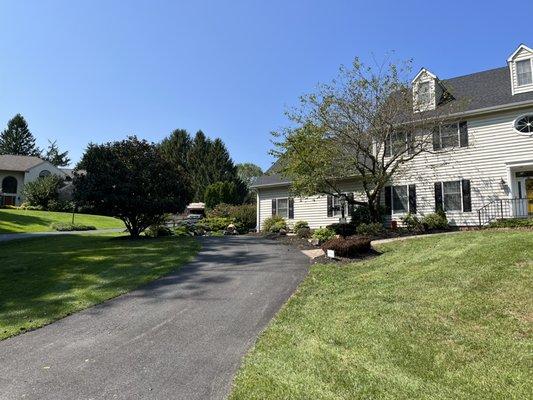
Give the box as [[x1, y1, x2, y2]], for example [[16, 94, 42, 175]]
[[438, 122, 461, 149], [331, 194, 350, 218], [391, 185, 410, 215], [441, 180, 464, 212], [513, 113, 533, 136], [275, 198, 289, 218], [516, 59, 533, 87]]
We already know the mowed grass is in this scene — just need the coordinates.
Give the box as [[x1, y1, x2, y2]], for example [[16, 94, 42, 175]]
[[230, 231, 533, 400], [0, 234, 200, 340], [0, 209, 124, 233]]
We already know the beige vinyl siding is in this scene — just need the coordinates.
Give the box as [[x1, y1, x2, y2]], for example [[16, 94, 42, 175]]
[[386, 106, 533, 225], [257, 180, 366, 230]]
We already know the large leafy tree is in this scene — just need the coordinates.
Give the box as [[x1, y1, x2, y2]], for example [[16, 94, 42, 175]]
[[236, 162, 263, 188], [273, 57, 463, 221], [44, 140, 71, 167], [74, 136, 191, 237], [0, 114, 41, 156]]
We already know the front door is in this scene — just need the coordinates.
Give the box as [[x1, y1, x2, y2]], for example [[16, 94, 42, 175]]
[[527, 179, 533, 215], [3, 195, 15, 206]]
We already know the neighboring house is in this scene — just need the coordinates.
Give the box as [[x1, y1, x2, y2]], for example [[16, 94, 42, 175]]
[[252, 44, 533, 230], [0, 155, 66, 206]]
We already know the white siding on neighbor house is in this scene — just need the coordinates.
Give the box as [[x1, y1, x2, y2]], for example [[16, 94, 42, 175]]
[[256, 106, 533, 228], [509, 47, 533, 95], [257, 180, 366, 230]]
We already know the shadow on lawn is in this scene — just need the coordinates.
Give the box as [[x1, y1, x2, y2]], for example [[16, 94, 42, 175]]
[[0, 211, 53, 233]]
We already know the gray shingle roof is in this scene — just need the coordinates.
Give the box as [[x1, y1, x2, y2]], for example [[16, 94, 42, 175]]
[[0, 155, 45, 172], [252, 65, 533, 188]]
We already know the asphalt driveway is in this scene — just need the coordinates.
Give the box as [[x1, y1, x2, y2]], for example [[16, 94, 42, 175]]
[[0, 236, 309, 400]]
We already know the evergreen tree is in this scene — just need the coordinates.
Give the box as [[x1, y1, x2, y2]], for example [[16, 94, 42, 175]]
[[187, 130, 213, 201], [44, 140, 71, 167], [0, 114, 41, 156], [159, 129, 191, 174]]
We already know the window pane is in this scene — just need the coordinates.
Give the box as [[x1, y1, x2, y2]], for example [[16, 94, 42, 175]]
[[517, 60, 533, 86], [418, 82, 430, 104], [277, 198, 288, 217], [443, 181, 461, 211], [440, 124, 459, 148], [332, 196, 347, 217], [392, 186, 408, 213], [392, 132, 406, 155]]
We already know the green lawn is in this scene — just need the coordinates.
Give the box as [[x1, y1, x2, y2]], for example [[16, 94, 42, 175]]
[[0, 234, 200, 340], [230, 231, 533, 400], [0, 209, 124, 233]]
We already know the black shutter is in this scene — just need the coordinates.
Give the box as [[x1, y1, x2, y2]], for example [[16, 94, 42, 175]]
[[384, 186, 392, 215], [408, 184, 417, 214], [432, 126, 441, 151], [462, 179, 472, 212], [347, 193, 354, 219], [407, 132, 414, 155], [327, 195, 333, 217], [288, 198, 294, 219], [271, 199, 277, 216], [459, 121, 469, 147], [434, 182, 443, 212], [384, 135, 391, 157]]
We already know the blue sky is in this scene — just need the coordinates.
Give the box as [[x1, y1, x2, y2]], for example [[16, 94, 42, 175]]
[[0, 0, 530, 170]]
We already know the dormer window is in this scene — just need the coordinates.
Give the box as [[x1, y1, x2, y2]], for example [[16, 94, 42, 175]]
[[412, 68, 438, 112], [516, 59, 532, 86], [418, 82, 431, 105]]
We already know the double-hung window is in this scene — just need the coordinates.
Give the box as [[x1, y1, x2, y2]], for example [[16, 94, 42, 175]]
[[392, 186, 409, 213], [433, 121, 468, 150], [276, 198, 288, 218], [417, 81, 431, 106], [332, 196, 348, 217], [442, 181, 462, 211], [517, 59, 533, 86], [385, 132, 414, 157]]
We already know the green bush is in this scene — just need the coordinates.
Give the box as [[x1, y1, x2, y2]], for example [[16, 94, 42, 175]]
[[488, 218, 533, 228], [204, 181, 239, 209], [351, 205, 373, 225], [296, 226, 312, 239], [173, 225, 191, 237], [47, 199, 74, 212], [144, 225, 173, 237], [312, 227, 336, 243], [293, 220, 309, 231], [402, 213, 424, 232], [327, 222, 357, 237], [421, 212, 448, 231], [19, 202, 44, 211], [356, 222, 385, 237], [51, 223, 96, 232], [207, 203, 256, 232], [322, 236, 372, 257], [22, 175, 64, 209], [263, 215, 287, 233], [203, 217, 233, 231]]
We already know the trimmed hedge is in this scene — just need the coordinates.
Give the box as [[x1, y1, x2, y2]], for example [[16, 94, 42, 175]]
[[51, 223, 96, 232], [322, 236, 372, 258]]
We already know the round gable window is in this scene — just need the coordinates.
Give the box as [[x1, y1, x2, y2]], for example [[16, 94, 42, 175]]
[[39, 170, 51, 178], [514, 114, 533, 134]]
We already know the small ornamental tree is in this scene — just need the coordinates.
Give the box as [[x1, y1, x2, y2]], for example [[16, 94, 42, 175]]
[[272, 57, 464, 221], [22, 175, 64, 208], [74, 136, 191, 237]]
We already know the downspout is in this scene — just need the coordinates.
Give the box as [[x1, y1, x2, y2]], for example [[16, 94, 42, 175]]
[[256, 190, 260, 232]]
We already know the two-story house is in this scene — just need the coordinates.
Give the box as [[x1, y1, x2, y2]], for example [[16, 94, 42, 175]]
[[252, 44, 533, 230]]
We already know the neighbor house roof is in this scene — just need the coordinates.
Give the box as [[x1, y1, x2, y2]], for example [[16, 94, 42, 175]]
[[251, 159, 291, 188], [0, 155, 45, 172]]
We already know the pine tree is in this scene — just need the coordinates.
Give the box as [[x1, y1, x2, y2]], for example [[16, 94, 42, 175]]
[[0, 114, 41, 156], [44, 140, 71, 167], [159, 129, 191, 174], [187, 130, 213, 201]]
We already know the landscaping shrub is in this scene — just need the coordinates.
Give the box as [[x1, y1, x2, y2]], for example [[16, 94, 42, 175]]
[[327, 222, 357, 237], [296, 227, 311, 239], [351, 205, 373, 225], [421, 212, 448, 231], [402, 213, 425, 232], [22, 175, 64, 209], [207, 203, 256, 232], [293, 220, 309, 231], [356, 222, 386, 237], [46, 199, 74, 212], [202, 217, 233, 232], [322, 236, 372, 257], [487, 218, 533, 228], [51, 223, 96, 232], [263, 215, 287, 233], [173, 225, 191, 237], [144, 224, 173, 237], [312, 227, 336, 243]]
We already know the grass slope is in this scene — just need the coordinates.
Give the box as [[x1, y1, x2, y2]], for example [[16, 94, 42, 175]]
[[0, 209, 124, 233], [230, 231, 533, 400], [0, 234, 200, 340]]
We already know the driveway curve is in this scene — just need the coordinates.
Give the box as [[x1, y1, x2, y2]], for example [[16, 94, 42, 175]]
[[0, 236, 309, 400]]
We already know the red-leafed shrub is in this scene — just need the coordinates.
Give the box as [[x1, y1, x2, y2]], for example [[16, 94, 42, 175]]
[[321, 236, 372, 258]]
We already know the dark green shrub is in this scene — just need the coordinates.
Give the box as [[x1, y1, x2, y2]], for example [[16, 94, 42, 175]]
[[51, 223, 96, 231], [312, 227, 336, 243], [203, 217, 233, 231], [296, 227, 311, 238], [327, 222, 357, 237], [322, 236, 372, 257], [293, 220, 309, 231], [488, 218, 533, 228], [402, 213, 424, 232], [173, 225, 191, 237], [356, 222, 386, 237], [263, 215, 287, 233], [421, 213, 448, 231], [145, 225, 173, 237], [351, 205, 373, 225]]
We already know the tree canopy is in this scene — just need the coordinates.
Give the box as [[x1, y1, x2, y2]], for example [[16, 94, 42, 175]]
[[44, 140, 71, 167], [236, 163, 263, 188], [0, 114, 41, 156], [74, 136, 191, 237]]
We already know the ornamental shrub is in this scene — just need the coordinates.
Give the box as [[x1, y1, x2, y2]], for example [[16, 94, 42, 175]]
[[356, 222, 385, 237], [262, 215, 287, 233], [293, 220, 309, 231], [312, 227, 336, 243], [203, 217, 233, 232], [144, 224, 173, 237], [22, 175, 64, 209], [421, 212, 448, 231], [402, 213, 424, 232], [51, 223, 96, 232], [327, 222, 357, 237], [296, 227, 311, 239], [322, 236, 372, 257], [207, 203, 256, 232]]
